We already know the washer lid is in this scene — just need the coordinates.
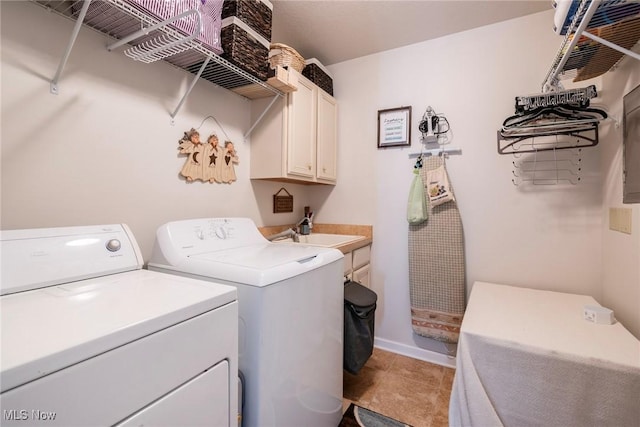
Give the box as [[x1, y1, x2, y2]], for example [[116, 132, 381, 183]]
[[190, 243, 327, 268], [149, 218, 344, 286], [0, 270, 237, 392], [171, 242, 344, 287]]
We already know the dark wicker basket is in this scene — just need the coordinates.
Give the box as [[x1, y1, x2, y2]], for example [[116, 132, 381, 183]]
[[220, 21, 269, 81], [221, 0, 272, 41], [302, 62, 333, 95]]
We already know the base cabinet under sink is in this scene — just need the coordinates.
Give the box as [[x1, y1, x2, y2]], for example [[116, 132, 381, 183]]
[[352, 263, 370, 288], [344, 244, 371, 287]]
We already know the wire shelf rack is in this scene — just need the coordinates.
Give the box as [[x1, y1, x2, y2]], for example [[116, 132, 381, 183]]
[[33, 0, 282, 97]]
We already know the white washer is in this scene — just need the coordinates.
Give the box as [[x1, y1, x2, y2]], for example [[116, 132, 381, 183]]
[[0, 224, 238, 427], [149, 218, 344, 427]]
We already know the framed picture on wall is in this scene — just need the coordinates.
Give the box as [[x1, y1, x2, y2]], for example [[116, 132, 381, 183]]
[[378, 106, 411, 148]]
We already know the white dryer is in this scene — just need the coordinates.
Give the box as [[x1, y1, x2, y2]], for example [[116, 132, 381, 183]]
[[0, 224, 238, 427], [149, 217, 344, 427]]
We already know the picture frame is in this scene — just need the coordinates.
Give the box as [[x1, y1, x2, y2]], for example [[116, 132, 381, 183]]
[[378, 106, 412, 148]]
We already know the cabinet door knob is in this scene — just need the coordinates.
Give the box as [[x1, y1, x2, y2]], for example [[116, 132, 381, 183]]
[[308, 165, 312, 170]]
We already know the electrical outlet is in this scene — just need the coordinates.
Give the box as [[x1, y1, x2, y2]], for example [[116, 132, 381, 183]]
[[609, 208, 632, 234], [583, 305, 615, 324]]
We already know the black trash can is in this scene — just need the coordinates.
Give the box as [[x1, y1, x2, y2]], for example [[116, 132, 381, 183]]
[[344, 280, 378, 375]]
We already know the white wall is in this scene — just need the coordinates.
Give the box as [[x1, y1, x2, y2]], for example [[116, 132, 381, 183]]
[[3, 2, 637, 363], [599, 59, 640, 338], [1, 1, 313, 260], [323, 10, 622, 359]]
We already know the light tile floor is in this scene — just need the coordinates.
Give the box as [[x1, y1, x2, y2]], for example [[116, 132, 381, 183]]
[[343, 348, 455, 427]]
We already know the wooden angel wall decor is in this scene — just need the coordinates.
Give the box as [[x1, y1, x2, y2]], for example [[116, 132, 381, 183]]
[[178, 127, 238, 184]]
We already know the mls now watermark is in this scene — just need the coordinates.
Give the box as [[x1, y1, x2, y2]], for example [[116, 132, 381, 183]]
[[4, 409, 57, 421]]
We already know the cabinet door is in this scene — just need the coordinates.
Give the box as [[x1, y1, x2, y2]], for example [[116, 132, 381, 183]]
[[286, 76, 316, 178], [344, 250, 353, 277], [353, 263, 370, 288], [352, 244, 371, 270], [316, 90, 337, 182]]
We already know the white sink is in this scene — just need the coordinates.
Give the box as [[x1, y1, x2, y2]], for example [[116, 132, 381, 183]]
[[274, 233, 365, 248]]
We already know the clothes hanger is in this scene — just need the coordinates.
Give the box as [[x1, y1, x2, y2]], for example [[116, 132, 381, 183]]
[[500, 121, 598, 139], [497, 125, 599, 154], [500, 105, 605, 140], [502, 105, 607, 130], [503, 103, 607, 124]]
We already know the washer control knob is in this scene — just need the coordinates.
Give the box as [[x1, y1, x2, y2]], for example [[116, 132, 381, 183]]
[[196, 230, 205, 240], [106, 239, 121, 252], [215, 227, 227, 240]]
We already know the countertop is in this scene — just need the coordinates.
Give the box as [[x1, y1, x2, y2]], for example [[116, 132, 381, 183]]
[[258, 223, 373, 254]]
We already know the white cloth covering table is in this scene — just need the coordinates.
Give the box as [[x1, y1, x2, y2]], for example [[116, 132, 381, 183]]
[[449, 281, 640, 427]]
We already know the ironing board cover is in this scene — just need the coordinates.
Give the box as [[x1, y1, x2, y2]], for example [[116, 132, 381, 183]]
[[408, 156, 466, 343]]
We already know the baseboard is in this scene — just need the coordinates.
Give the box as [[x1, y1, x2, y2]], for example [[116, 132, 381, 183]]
[[373, 337, 457, 369]]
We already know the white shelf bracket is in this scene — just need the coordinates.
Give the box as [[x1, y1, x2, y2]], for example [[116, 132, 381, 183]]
[[50, 0, 92, 95], [170, 56, 211, 124], [581, 31, 640, 62], [243, 94, 280, 141]]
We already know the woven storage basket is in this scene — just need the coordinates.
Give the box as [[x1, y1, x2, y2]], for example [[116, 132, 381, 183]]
[[268, 43, 305, 72], [220, 17, 270, 81], [302, 59, 333, 95], [221, 0, 273, 41]]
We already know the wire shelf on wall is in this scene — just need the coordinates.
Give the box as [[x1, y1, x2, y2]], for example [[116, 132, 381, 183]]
[[543, 0, 640, 91], [33, 0, 282, 97]]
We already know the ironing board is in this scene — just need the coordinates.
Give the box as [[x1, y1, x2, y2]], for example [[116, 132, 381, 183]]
[[408, 156, 466, 343]]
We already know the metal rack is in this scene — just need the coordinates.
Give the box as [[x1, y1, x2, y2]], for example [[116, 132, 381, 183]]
[[34, 0, 283, 124], [543, 0, 640, 91], [511, 148, 583, 186], [498, 1, 638, 186]]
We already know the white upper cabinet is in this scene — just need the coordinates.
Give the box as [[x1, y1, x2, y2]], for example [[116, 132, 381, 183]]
[[250, 70, 337, 185], [286, 75, 317, 179], [316, 90, 338, 182]]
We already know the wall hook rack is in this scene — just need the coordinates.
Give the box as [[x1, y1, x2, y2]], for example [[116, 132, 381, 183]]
[[408, 147, 462, 158]]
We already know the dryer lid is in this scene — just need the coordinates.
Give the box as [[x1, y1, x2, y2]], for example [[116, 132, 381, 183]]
[[0, 224, 143, 295], [0, 269, 236, 392]]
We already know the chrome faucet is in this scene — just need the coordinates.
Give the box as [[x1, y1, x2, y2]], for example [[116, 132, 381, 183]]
[[266, 228, 300, 242]]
